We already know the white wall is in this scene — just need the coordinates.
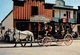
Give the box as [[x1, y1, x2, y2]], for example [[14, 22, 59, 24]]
[[61, 10, 67, 18], [54, 9, 74, 19], [70, 10, 73, 18], [54, 9, 59, 18], [72, 24, 77, 32], [2, 11, 13, 36]]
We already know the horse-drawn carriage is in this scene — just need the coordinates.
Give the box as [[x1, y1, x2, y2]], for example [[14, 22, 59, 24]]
[[4, 15, 77, 47], [10, 20, 73, 47], [3, 21, 74, 47], [37, 22, 73, 46]]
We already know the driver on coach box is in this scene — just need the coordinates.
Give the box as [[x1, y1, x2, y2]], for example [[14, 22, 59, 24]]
[[42, 22, 52, 36]]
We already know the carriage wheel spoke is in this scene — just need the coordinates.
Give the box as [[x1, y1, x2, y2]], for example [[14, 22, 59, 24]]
[[42, 37, 52, 47], [64, 34, 73, 46]]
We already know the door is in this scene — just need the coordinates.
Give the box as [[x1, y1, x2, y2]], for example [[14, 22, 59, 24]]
[[16, 21, 29, 31], [31, 22, 38, 39]]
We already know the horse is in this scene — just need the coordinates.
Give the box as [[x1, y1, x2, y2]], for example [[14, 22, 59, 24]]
[[13, 29, 34, 47]]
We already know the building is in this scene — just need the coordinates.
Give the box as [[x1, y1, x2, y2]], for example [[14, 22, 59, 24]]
[[0, 23, 2, 40], [76, 6, 80, 37], [53, 0, 77, 23], [1, 0, 78, 40], [12, 0, 77, 37], [1, 10, 13, 38]]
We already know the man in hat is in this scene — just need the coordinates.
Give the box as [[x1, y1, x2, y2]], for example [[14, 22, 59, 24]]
[[42, 22, 49, 36]]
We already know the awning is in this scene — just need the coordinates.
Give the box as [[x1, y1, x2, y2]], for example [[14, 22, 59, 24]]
[[30, 15, 50, 22]]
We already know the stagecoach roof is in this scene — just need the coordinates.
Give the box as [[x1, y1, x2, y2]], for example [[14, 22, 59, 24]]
[[30, 15, 50, 22]]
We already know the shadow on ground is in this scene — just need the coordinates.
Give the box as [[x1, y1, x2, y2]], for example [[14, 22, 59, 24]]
[[0, 43, 64, 48]]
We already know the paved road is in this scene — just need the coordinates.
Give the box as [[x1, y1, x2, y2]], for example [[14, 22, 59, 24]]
[[0, 40, 80, 55]]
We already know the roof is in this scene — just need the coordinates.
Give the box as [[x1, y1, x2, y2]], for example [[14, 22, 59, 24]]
[[0, 23, 1, 25], [44, 3, 55, 9], [53, 6, 77, 10], [1, 10, 13, 23], [44, 3, 77, 10]]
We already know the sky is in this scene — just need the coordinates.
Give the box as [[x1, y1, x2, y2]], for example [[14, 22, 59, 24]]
[[0, 0, 80, 23]]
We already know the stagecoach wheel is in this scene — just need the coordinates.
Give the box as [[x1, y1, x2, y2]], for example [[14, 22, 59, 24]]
[[42, 37, 52, 47], [56, 39, 63, 45], [64, 34, 73, 46]]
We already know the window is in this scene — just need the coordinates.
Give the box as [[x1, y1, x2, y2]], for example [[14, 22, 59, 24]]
[[64, 14, 66, 16], [78, 26, 80, 33], [66, 11, 70, 18], [52, 10, 55, 17], [2, 26, 5, 30], [31, 6, 38, 16]]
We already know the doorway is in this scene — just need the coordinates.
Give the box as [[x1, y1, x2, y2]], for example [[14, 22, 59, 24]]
[[31, 6, 38, 16], [31, 22, 38, 39]]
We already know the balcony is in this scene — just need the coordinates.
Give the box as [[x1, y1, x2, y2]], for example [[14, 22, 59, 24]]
[[68, 18, 77, 23], [52, 17, 60, 22], [52, 17, 77, 23]]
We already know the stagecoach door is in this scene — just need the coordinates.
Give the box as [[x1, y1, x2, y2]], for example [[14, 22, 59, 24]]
[[31, 22, 38, 39]]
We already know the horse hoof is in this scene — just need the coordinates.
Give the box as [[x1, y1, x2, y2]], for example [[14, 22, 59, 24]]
[[30, 45, 32, 47], [14, 45, 16, 47]]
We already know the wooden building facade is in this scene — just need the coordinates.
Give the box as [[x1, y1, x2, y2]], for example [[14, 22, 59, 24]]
[[12, 0, 77, 38], [13, 0, 52, 20], [13, 0, 54, 38]]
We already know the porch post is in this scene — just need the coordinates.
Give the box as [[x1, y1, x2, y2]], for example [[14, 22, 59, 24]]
[[59, 9, 61, 19], [67, 10, 70, 22], [75, 11, 77, 23]]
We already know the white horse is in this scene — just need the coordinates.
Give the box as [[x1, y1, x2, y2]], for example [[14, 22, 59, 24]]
[[13, 29, 34, 47]]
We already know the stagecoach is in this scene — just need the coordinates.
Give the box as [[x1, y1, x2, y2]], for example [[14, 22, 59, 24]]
[[37, 22, 74, 46], [29, 16, 74, 46]]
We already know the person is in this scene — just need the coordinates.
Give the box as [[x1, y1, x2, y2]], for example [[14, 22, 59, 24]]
[[47, 25, 52, 36], [55, 26, 59, 33], [4, 28, 12, 42], [42, 22, 48, 36], [42, 22, 52, 36]]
